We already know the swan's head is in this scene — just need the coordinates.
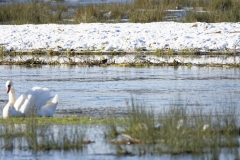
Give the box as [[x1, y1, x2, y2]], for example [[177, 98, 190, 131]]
[[6, 80, 13, 93]]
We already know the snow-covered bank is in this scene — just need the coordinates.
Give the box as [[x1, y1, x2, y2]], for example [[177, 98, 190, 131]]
[[0, 22, 240, 53], [1, 22, 240, 66], [1, 54, 240, 66]]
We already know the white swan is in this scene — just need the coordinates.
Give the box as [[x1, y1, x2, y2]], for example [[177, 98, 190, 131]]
[[3, 80, 58, 118]]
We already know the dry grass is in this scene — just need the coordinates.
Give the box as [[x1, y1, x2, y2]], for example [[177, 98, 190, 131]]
[[0, 0, 240, 24], [0, 0, 69, 24]]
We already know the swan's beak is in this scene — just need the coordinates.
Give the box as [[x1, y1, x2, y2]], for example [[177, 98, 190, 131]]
[[6, 85, 11, 93]]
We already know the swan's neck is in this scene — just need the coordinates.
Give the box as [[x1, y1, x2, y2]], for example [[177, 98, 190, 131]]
[[3, 86, 19, 118], [8, 87, 16, 105]]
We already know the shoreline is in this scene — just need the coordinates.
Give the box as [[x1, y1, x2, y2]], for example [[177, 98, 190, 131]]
[[1, 51, 240, 67]]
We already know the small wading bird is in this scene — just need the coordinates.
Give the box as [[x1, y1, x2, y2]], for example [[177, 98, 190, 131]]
[[3, 80, 58, 118]]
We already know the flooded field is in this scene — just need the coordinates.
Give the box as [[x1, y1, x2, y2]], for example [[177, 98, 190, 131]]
[[0, 65, 240, 159], [0, 65, 240, 117]]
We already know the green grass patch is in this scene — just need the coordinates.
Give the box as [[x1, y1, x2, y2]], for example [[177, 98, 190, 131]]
[[0, 116, 127, 125]]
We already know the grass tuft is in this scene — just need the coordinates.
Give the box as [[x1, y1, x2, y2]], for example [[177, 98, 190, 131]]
[[0, 116, 86, 152], [106, 101, 240, 155]]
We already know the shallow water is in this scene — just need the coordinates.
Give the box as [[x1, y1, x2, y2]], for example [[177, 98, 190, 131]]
[[1, 65, 240, 159], [0, 65, 240, 117], [0, 123, 239, 160]]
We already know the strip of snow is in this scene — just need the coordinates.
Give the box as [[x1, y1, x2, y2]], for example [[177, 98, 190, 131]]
[[0, 22, 240, 53]]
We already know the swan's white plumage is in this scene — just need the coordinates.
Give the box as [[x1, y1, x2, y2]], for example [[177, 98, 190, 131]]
[[3, 80, 58, 118], [38, 94, 58, 117]]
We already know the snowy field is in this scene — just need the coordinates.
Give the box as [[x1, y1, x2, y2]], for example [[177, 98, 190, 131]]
[[0, 22, 240, 53], [1, 22, 240, 65]]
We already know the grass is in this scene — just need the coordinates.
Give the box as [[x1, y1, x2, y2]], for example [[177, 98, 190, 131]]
[[0, 116, 126, 125], [1, 0, 240, 24], [0, 116, 86, 152], [1, 51, 240, 68], [0, 45, 5, 60], [155, 48, 176, 58], [0, 100, 240, 157], [185, 0, 240, 23], [0, 47, 240, 68], [106, 101, 240, 156], [0, 0, 70, 24]]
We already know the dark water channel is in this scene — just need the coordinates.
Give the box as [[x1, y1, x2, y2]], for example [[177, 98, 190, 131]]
[[0, 65, 240, 159]]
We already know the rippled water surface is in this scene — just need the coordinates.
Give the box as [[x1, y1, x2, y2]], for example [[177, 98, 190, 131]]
[[0, 65, 240, 159], [1, 65, 240, 117]]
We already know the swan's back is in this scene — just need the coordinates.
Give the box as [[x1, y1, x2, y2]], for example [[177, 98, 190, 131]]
[[38, 94, 58, 117], [14, 86, 51, 114], [30, 87, 51, 110]]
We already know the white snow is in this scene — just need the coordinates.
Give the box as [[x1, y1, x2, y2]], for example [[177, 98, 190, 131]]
[[1, 22, 240, 53]]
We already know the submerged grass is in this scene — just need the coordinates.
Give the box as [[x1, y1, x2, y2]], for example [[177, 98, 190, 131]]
[[106, 101, 240, 156], [0, 116, 87, 152], [0, 100, 240, 156]]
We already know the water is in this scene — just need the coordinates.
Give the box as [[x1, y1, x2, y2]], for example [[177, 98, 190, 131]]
[[0, 65, 240, 117], [1, 65, 240, 159]]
